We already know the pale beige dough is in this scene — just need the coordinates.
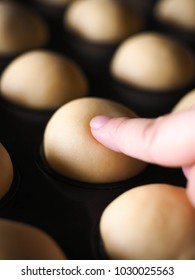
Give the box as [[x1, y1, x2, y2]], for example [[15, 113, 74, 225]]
[[0, 218, 66, 259], [111, 32, 195, 91], [0, 2, 49, 56], [0, 50, 88, 109], [100, 184, 195, 259], [0, 143, 13, 200], [154, 0, 195, 32], [64, 0, 143, 43], [172, 88, 195, 112], [43, 97, 147, 183]]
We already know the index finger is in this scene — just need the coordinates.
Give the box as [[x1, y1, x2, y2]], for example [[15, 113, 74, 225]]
[[90, 108, 195, 167]]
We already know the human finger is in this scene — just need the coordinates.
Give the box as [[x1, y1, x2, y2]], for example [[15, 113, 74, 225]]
[[90, 108, 195, 167]]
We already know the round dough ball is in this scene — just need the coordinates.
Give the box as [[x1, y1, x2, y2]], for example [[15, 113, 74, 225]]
[[0, 50, 88, 109], [0, 218, 66, 259], [111, 32, 195, 91], [34, 0, 71, 7], [0, 143, 13, 200], [172, 88, 195, 112], [0, 2, 49, 56], [43, 97, 147, 183], [64, 0, 143, 44], [154, 0, 195, 32], [100, 184, 195, 259]]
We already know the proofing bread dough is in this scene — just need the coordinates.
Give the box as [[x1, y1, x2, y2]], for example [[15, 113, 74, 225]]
[[0, 50, 88, 109], [0, 143, 13, 200], [111, 32, 195, 91], [154, 0, 195, 32], [100, 184, 195, 259], [172, 88, 195, 112], [64, 0, 143, 44], [0, 2, 49, 56], [43, 97, 147, 183], [0, 219, 66, 259]]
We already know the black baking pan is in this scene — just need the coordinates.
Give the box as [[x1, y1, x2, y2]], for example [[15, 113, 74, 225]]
[[107, 77, 195, 118]]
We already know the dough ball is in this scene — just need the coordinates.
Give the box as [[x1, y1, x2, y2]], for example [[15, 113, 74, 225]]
[[43, 97, 147, 183], [0, 2, 49, 56], [172, 88, 195, 112], [100, 184, 195, 259], [111, 32, 195, 91], [154, 0, 195, 32], [0, 218, 66, 259], [0, 143, 13, 200], [64, 0, 143, 44], [0, 50, 88, 109]]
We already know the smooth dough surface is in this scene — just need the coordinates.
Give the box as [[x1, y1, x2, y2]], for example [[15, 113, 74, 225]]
[[111, 32, 195, 91], [154, 0, 195, 32], [0, 50, 88, 109], [100, 184, 195, 259], [172, 88, 195, 112], [43, 97, 147, 183], [0, 2, 49, 55], [0, 219, 66, 259], [0, 143, 13, 200], [64, 0, 143, 43]]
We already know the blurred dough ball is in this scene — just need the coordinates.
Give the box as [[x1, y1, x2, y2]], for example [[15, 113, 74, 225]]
[[154, 0, 195, 32], [0, 50, 88, 109], [0, 2, 49, 56], [0, 219, 66, 259], [0, 143, 13, 200], [34, 0, 71, 7], [100, 184, 195, 260], [43, 97, 147, 183], [172, 88, 195, 112], [111, 32, 195, 91], [64, 0, 143, 44]]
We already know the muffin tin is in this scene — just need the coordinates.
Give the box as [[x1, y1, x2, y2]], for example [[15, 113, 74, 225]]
[[0, 0, 192, 260]]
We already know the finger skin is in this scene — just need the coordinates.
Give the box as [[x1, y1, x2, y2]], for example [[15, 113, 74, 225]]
[[90, 109, 195, 167]]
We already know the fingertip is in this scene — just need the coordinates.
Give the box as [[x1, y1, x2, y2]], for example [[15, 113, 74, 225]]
[[90, 116, 121, 152], [90, 116, 111, 129]]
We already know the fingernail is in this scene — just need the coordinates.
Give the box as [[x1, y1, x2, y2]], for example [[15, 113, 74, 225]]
[[90, 116, 111, 129]]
